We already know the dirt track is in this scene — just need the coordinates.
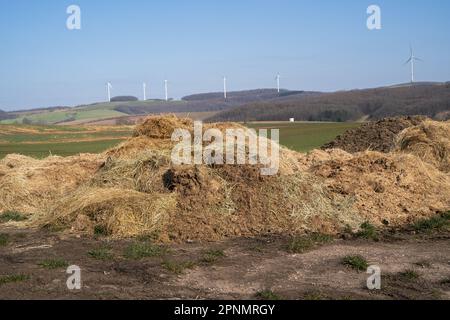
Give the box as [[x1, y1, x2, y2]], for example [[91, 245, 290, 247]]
[[1, 227, 449, 300]]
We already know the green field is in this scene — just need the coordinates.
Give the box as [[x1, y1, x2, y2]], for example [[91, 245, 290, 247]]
[[246, 122, 361, 152], [0, 124, 133, 159], [0, 122, 361, 159], [0, 109, 128, 125], [0, 139, 125, 158], [0, 100, 187, 125]]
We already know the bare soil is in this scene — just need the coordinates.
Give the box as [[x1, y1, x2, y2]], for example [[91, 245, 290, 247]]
[[322, 116, 427, 153], [1, 226, 448, 300]]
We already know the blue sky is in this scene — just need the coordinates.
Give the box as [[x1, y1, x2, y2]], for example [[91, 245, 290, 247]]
[[1, 0, 449, 110]]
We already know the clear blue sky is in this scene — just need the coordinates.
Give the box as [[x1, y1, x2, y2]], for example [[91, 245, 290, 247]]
[[1, 0, 449, 110]]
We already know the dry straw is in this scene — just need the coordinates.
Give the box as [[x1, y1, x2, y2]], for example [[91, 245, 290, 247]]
[[0, 115, 449, 242]]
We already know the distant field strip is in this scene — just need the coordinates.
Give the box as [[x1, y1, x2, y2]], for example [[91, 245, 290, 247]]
[[0, 122, 360, 159], [0, 125, 133, 159], [0, 109, 128, 125], [246, 122, 361, 152]]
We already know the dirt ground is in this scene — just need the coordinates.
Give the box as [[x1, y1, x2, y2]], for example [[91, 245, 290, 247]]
[[322, 116, 427, 153], [0, 226, 449, 300]]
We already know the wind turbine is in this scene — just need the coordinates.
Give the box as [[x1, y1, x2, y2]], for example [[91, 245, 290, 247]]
[[404, 45, 423, 83], [276, 74, 280, 93], [223, 76, 227, 99], [164, 80, 168, 101], [106, 82, 112, 102], [143, 82, 147, 101]]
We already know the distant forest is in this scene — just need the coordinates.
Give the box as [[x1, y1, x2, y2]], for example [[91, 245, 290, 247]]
[[0, 109, 14, 121], [208, 83, 450, 122]]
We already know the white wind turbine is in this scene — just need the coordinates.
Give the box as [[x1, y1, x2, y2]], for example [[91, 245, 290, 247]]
[[276, 74, 280, 93], [106, 82, 112, 102], [223, 76, 227, 99], [143, 82, 147, 101], [404, 45, 423, 83], [164, 80, 168, 101]]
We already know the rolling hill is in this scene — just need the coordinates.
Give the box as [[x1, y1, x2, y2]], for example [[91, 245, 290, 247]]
[[207, 82, 450, 122], [2, 83, 449, 125], [1, 89, 317, 125]]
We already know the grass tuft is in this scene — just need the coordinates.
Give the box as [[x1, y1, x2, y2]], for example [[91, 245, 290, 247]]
[[399, 269, 420, 280], [0, 274, 29, 286], [0, 211, 28, 223], [356, 222, 378, 240], [38, 259, 69, 270], [287, 233, 333, 254], [256, 290, 281, 300], [201, 249, 225, 264], [0, 233, 9, 246], [124, 241, 166, 260], [413, 212, 450, 232], [88, 247, 114, 261], [342, 255, 369, 271]]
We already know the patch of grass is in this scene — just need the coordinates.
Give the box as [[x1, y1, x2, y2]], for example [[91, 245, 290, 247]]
[[88, 247, 114, 261], [162, 260, 196, 274], [0, 233, 10, 246], [287, 233, 333, 254], [38, 259, 69, 270], [0, 139, 125, 160], [124, 241, 166, 260], [0, 211, 28, 223], [355, 222, 378, 240], [342, 255, 369, 271], [246, 122, 361, 153], [256, 290, 281, 300], [0, 274, 29, 286], [440, 277, 450, 285], [399, 269, 420, 280], [381, 271, 439, 299], [201, 249, 226, 264], [413, 212, 450, 232]]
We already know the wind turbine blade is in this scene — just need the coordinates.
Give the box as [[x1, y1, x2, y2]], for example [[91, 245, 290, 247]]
[[403, 58, 412, 65], [414, 57, 424, 62]]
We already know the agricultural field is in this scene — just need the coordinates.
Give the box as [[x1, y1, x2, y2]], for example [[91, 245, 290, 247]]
[[0, 122, 361, 159], [247, 122, 361, 152], [0, 124, 133, 159]]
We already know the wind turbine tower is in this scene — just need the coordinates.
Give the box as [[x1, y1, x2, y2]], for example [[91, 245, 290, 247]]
[[164, 80, 168, 101], [223, 77, 227, 99], [404, 46, 422, 83], [106, 82, 112, 102], [143, 82, 147, 101], [276, 74, 280, 93]]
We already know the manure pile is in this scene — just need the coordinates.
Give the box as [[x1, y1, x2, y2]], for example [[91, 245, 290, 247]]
[[0, 115, 449, 242], [322, 116, 427, 153]]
